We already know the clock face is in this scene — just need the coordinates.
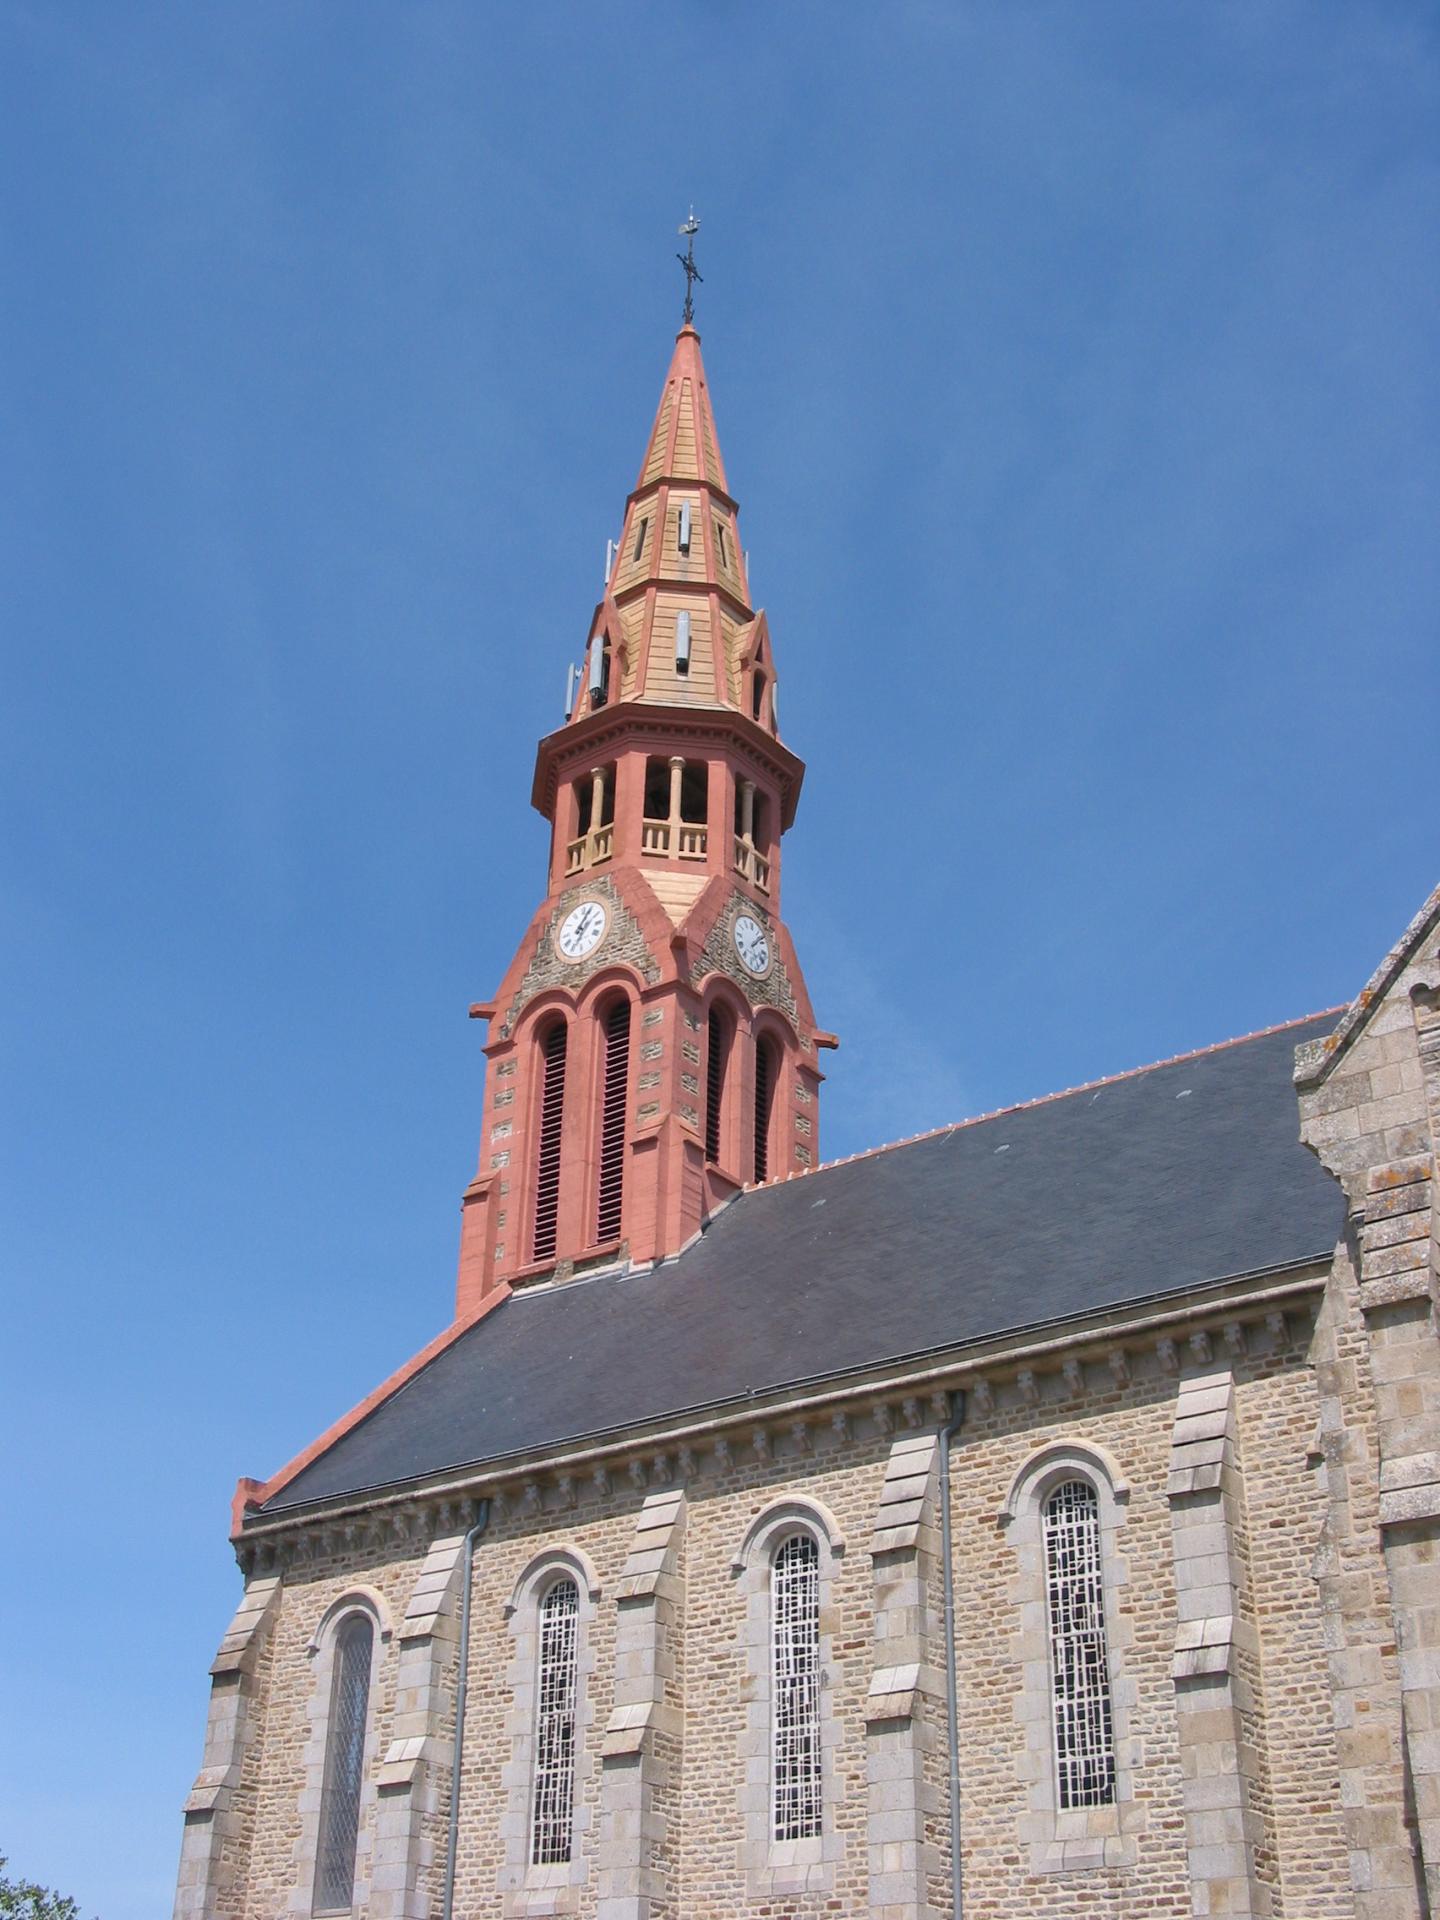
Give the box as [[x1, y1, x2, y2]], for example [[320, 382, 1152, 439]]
[[556, 899, 608, 962], [733, 912, 772, 977]]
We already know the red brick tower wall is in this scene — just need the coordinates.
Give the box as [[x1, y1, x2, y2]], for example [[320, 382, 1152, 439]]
[[454, 326, 832, 1318]]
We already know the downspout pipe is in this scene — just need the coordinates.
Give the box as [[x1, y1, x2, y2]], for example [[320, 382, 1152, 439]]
[[938, 1391, 967, 1920], [441, 1499, 491, 1920]]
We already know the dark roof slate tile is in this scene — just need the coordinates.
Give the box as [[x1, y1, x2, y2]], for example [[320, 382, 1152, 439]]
[[262, 1013, 1342, 1515]]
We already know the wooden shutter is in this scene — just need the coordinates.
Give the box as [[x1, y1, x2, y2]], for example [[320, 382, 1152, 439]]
[[595, 1001, 630, 1242], [705, 1009, 727, 1164], [532, 1022, 568, 1261], [753, 1040, 773, 1184]]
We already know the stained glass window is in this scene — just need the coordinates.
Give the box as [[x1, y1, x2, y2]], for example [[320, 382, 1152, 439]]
[[314, 1613, 373, 1912], [530, 1578, 579, 1866], [1043, 1479, 1116, 1810], [771, 1533, 822, 1841]]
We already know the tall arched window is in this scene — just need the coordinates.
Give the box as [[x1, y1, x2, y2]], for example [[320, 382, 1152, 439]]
[[771, 1532, 822, 1842], [595, 999, 630, 1242], [1043, 1479, 1116, 1810], [532, 1020, 568, 1262], [531, 1578, 580, 1866], [314, 1613, 373, 1914], [705, 1008, 730, 1165], [753, 1036, 778, 1184]]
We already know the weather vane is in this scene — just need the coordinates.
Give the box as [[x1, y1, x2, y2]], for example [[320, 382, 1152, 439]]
[[676, 209, 702, 326]]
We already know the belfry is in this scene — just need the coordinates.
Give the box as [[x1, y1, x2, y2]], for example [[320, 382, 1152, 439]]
[[455, 319, 828, 1308]]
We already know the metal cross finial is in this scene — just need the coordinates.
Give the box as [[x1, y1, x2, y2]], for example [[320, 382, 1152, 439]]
[[676, 210, 702, 326]]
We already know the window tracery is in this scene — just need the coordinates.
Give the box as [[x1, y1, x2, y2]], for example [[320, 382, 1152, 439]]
[[771, 1532, 822, 1842], [1043, 1479, 1116, 1810], [531, 1578, 580, 1866]]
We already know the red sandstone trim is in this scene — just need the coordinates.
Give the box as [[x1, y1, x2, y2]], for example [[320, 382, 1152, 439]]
[[230, 1280, 516, 1537], [751, 1007, 1348, 1193]]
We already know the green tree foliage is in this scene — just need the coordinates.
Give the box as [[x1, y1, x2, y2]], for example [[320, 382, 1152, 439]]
[[0, 1854, 91, 1920]]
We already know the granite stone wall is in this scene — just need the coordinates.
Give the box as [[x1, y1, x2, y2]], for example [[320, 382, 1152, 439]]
[[178, 1309, 1377, 1919]]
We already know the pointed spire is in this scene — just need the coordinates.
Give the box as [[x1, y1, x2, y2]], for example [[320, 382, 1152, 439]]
[[567, 323, 774, 725], [633, 324, 730, 497]]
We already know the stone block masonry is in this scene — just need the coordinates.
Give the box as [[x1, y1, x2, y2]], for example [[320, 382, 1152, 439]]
[[180, 1318, 1372, 1918], [597, 1489, 687, 1920], [1165, 1370, 1276, 1919], [1298, 896, 1440, 1916]]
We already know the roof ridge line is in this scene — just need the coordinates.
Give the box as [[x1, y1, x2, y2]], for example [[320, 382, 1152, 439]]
[[750, 1006, 1346, 1193]]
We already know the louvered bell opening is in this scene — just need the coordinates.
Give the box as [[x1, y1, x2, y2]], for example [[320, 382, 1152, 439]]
[[532, 1022, 568, 1262], [595, 1000, 630, 1243], [705, 1009, 727, 1165], [753, 1039, 773, 1185]]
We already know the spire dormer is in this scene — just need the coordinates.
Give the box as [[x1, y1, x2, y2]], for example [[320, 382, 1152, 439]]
[[454, 314, 831, 1317]]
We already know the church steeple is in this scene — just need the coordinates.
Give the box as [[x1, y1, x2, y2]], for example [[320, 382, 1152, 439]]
[[563, 321, 768, 734], [454, 314, 831, 1317]]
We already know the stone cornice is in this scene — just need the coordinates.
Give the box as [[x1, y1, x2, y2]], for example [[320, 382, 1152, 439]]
[[234, 1258, 1329, 1570]]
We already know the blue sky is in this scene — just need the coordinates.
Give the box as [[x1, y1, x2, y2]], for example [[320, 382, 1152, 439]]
[[1, 3, 1436, 1911]]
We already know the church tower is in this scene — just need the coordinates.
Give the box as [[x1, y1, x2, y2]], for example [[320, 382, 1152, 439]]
[[455, 320, 832, 1314]]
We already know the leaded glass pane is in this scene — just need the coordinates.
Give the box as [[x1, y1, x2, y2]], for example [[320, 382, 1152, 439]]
[[531, 1578, 579, 1866], [1043, 1479, 1117, 1810], [315, 1614, 373, 1912], [771, 1532, 822, 1841]]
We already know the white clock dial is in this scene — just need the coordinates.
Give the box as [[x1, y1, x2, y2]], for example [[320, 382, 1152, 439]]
[[733, 913, 771, 977], [556, 899, 608, 962]]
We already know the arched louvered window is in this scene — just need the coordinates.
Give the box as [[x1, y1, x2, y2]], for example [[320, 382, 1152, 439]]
[[595, 999, 630, 1242], [753, 1037, 777, 1185], [771, 1532, 822, 1842], [705, 1008, 729, 1165], [532, 1021, 568, 1262], [314, 1613, 373, 1914], [1044, 1479, 1116, 1810], [530, 1578, 580, 1866]]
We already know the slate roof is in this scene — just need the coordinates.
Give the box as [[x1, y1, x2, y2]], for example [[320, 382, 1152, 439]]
[[261, 1012, 1344, 1516]]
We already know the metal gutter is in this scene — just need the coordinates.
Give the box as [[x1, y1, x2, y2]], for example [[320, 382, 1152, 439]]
[[938, 1391, 967, 1920]]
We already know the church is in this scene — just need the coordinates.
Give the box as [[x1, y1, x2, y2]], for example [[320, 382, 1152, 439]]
[[172, 298, 1440, 1920]]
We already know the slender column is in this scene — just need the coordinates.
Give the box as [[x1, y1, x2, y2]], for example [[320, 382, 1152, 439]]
[[667, 756, 684, 830], [740, 778, 755, 845], [370, 1533, 470, 1919], [597, 1490, 687, 1920], [864, 1435, 945, 1920], [1166, 1370, 1276, 1919], [589, 767, 606, 839], [173, 1574, 282, 1920]]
